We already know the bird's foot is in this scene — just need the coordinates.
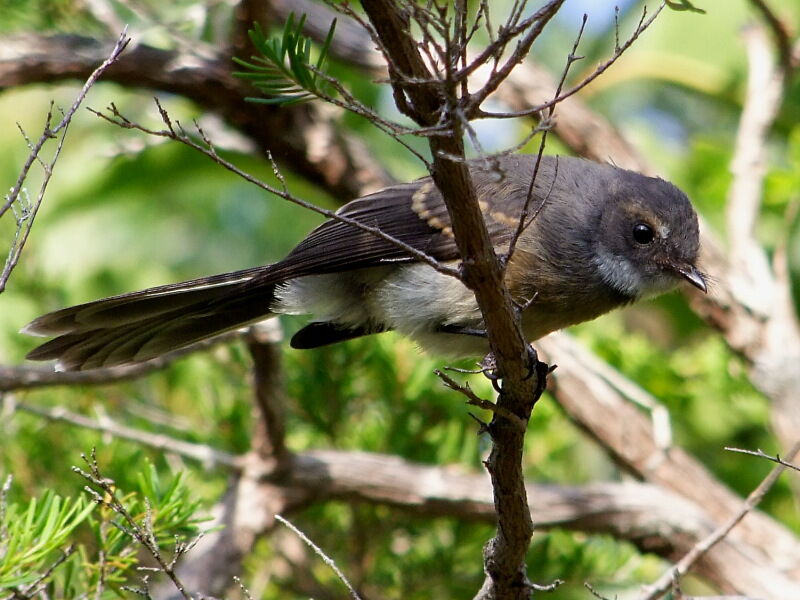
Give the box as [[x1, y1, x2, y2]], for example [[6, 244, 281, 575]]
[[480, 344, 553, 397]]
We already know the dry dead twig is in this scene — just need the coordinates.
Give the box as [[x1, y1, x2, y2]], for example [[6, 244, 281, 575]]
[[0, 30, 130, 293], [638, 441, 800, 600]]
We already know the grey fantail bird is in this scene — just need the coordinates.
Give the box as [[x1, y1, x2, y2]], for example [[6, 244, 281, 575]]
[[23, 155, 707, 371]]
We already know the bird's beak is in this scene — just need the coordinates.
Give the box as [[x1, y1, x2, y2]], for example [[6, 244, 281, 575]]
[[672, 263, 707, 293]]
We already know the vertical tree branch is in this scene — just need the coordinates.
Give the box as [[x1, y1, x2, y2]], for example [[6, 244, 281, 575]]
[[159, 321, 299, 599], [358, 3, 564, 597], [247, 321, 289, 470], [725, 25, 784, 319]]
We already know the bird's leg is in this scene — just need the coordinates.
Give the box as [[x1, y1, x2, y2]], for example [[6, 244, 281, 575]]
[[436, 325, 549, 395], [480, 345, 552, 396], [478, 352, 503, 394], [436, 324, 488, 338], [531, 351, 554, 398]]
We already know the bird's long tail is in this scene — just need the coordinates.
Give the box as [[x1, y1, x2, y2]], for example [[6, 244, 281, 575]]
[[24, 266, 278, 371]]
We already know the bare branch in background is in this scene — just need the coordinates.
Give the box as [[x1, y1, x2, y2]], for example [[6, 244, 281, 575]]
[[748, 0, 797, 76], [540, 332, 800, 597], [638, 441, 800, 600], [0, 30, 129, 293], [726, 446, 800, 473], [8, 363, 798, 596], [9, 399, 238, 469], [725, 25, 784, 320], [690, 23, 800, 467], [246, 320, 290, 470]]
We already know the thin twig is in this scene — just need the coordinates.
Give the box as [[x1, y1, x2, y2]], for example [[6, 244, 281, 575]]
[[0, 30, 130, 293], [505, 12, 589, 265], [462, 0, 565, 117], [233, 576, 254, 600], [274, 514, 362, 600], [11, 401, 238, 469], [89, 100, 461, 281], [76, 450, 195, 600], [725, 446, 800, 473], [5, 545, 77, 600], [453, 0, 557, 84], [637, 441, 800, 600], [585, 582, 611, 599], [475, 2, 666, 120], [434, 369, 526, 429]]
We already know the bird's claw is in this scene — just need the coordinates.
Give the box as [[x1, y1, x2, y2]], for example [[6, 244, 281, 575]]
[[523, 344, 552, 398], [479, 345, 551, 397], [478, 353, 503, 393]]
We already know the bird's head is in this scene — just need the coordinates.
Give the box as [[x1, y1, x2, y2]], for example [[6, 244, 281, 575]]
[[592, 172, 706, 300]]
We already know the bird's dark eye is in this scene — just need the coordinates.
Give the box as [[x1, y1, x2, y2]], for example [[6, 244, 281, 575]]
[[633, 223, 655, 244]]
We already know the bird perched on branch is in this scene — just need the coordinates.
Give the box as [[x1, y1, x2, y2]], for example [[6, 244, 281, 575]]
[[23, 155, 706, 371]]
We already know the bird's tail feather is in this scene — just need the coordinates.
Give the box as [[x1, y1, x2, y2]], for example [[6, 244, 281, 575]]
[[24, 266, 277, 370]]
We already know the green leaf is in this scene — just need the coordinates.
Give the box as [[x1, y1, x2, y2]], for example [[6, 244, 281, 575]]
[[0, 489, 94, 589], [233, 12, 338, 106]]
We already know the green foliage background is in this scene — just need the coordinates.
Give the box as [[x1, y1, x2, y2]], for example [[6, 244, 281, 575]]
[[1, 0, 799, 598]]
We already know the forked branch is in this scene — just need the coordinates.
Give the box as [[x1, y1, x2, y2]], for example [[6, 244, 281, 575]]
[[0, 30, 129, 293]]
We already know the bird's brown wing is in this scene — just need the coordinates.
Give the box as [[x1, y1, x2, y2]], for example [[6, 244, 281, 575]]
[[261, 171, 524, 283], [264, 181, 458, 280]]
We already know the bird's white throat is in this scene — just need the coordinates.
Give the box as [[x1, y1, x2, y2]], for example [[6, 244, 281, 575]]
[[593, 247, 676, 300]]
